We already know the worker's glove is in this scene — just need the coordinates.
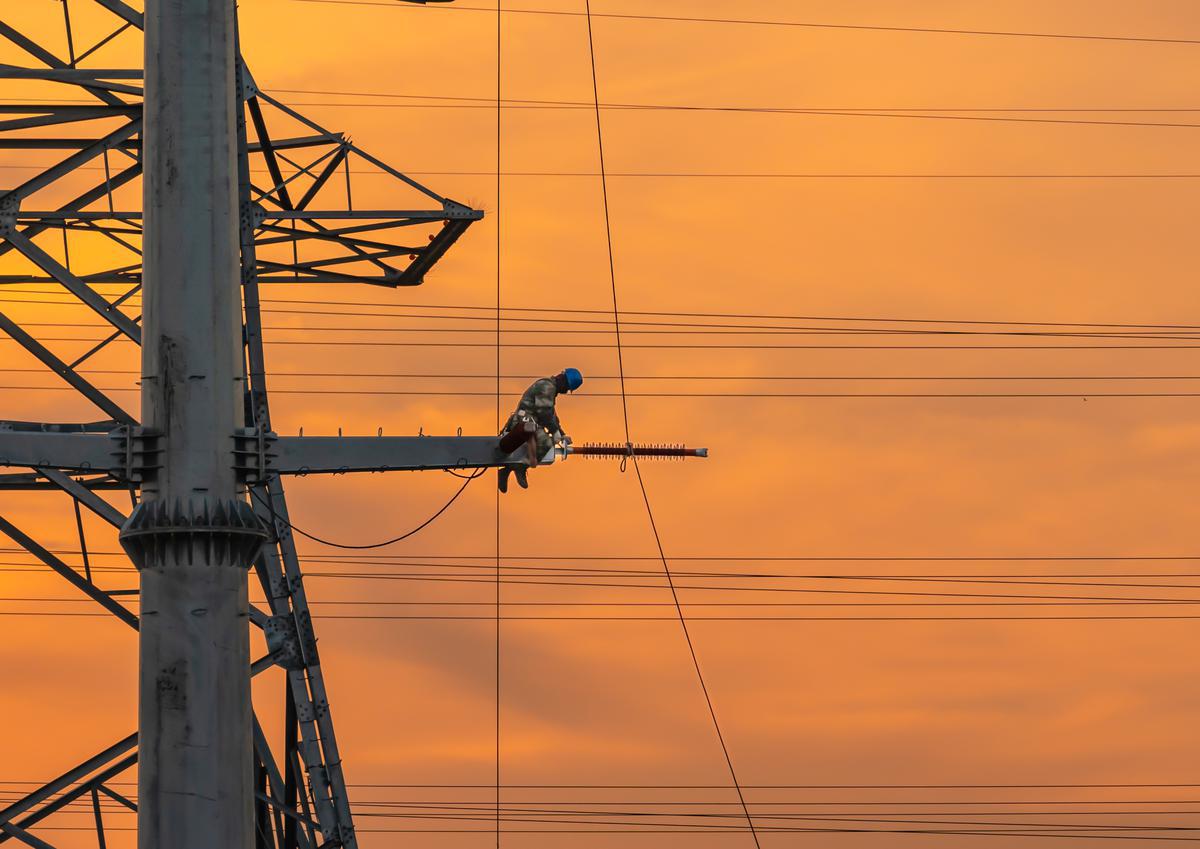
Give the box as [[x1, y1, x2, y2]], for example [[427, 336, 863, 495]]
[[553, 430, 565, 443]]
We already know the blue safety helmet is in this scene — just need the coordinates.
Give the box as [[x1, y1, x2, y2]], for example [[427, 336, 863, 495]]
[[562, 367, 584, 392]]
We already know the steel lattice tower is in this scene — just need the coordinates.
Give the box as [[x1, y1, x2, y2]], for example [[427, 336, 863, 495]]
[[0, 5, 709, 845], [0, 2, 486, 846]]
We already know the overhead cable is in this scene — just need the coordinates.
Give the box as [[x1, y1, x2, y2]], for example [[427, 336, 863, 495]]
[[287, 1, 1200, 46]]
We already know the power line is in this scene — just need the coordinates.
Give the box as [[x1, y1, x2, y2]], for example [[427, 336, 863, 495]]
[[286, 1, 1200, 47], [15, 800, 1200, 828], [6, 568, 1200, 597], [265, 806, 1200, 832], [149, 327, 1200, 341], [494, 2, 503, 844], [15, 788, 1200, 802], [383, 171, 1200, 179], [28, 94, 1200, 134], [34, 89, 1200, 119], [268, 95, 1200, 130], [275, 573, 1200, 602], [248, 316, 1200, 339], [260, 342, 1200, 350], [15, 321, 1200, 341], [9, 563, 1200, 592], [14, 572, 1200, 603], [223, 310, 1200, 333], [18, 798, 1200, 838], [9, 161, 1200, 179], [7, 547, 1200, 562], [257, 572, 1200, 603], [27, 827, 1200, 837], [6, 779, 1200, 789], [13, 793, 1200, 807], [7, 610, 1200, 622], [298, 577, 1200, 599], [9, 599, 1200, 608], [23, 821, 1200, 838], [5, 289, 1197, 332], [13, 337, 1200, 350], [7, 548, 1199, 562], [91, 800, 1200, 832], [73, 798, 1200, 809], [291, 569, 1200, 592], [273, 88, 1200, 114], [12, 385, 1200, 398], [12, 367, 1200, 381], [283, 560, 1200, 574]]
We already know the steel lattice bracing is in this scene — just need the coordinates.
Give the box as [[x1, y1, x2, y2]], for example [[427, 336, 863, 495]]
[[0, 3, 482, 847]]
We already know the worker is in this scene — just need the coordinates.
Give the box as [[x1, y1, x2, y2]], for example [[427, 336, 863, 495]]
[[498, 368, 584, 492]]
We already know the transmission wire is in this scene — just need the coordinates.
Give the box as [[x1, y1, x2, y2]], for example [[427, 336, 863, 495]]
[[288, 0, 1200, 46], [494, 2, 503, 843]]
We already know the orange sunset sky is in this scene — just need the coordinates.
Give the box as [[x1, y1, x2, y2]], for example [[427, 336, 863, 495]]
[[3, 1, 1200, 846]]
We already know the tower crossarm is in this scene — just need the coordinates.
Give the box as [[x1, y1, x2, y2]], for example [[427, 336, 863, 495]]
[[0, 430, 543, 483], [269, 434, 533, 474]]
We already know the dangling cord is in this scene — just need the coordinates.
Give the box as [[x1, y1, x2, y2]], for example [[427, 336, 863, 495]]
[[582, 1, 632, 458], [583, 3, 761, 846]]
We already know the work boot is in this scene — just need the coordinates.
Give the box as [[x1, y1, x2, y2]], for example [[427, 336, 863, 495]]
[[514, 466, 529, 489], [498, 467, 511, 493]]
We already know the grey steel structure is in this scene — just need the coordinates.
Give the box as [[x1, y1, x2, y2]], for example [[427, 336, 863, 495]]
[[0, 1, 495, 846]]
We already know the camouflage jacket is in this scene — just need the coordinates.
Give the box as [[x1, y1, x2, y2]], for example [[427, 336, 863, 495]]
[[517, 377, 562, 433]]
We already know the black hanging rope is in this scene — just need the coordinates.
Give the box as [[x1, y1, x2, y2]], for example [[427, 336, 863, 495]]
[[254, 469, 484, 550]]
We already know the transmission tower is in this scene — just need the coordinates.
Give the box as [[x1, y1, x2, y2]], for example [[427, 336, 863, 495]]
[[0, 2, 484, 846], [0, 3, 706, 846]]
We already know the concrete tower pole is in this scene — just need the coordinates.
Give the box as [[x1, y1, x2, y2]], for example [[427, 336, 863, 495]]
[[120, 1, 267, 847]]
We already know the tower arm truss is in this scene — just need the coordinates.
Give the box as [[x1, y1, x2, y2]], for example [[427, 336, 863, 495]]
[[0, 431, 530, 479]]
